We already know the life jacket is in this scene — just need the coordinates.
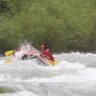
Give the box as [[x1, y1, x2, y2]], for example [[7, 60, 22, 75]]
[[40, 49, 55, 62]]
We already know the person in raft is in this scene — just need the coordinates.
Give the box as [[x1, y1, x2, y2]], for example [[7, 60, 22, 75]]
[[40, 45, 55, 62]]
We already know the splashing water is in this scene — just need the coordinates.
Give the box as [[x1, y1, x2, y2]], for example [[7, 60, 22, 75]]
[[0, 51, 96, 96]]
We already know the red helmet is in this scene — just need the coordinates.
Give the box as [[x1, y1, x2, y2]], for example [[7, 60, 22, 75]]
[[40, 45, 44, 48]]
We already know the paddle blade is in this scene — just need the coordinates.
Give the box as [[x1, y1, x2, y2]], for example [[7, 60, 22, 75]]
[[4, 59, 11, 64], [5, 50, 14, 56], [55, 60, 61, 64], [48, 60, 55, 66]]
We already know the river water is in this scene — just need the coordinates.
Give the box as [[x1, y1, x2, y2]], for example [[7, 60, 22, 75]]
[[0, 52, 96, 96]]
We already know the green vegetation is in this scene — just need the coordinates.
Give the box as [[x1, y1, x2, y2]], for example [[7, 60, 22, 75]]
[[0, 0, 96, 53]]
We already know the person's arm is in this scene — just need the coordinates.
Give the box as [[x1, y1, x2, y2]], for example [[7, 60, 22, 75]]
[[50, 54, 55, 62]]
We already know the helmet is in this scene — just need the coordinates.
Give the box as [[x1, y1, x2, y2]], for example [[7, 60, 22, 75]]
[[40, 45, 44, 48]]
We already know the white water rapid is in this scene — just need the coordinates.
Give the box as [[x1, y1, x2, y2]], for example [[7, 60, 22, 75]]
[[0, 52, 96, 96]]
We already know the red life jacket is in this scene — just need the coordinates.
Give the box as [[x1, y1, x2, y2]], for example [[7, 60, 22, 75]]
[[40, 49, 55, 62]]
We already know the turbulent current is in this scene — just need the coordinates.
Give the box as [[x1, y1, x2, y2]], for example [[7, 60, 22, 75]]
[[0, 52, 96, 96]]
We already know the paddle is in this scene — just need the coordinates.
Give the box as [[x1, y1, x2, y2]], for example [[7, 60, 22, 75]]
[[4, 50, 14, 64], [5, 50, 14, 56], [48, 59, 55, 66], [48, 60, 61, 66], [55, 60, 61, 64], [4, 59, 11, 64]]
